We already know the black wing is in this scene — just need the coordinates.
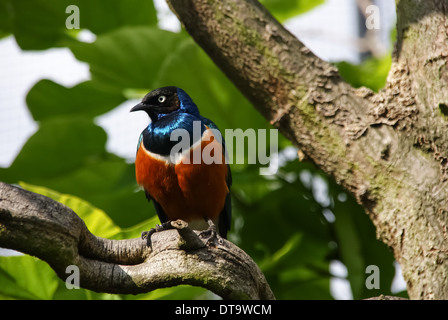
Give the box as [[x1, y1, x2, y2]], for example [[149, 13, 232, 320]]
[[200, 115, 232, 239], [144, 190, 169, 224], [218, 164, 232, 239]]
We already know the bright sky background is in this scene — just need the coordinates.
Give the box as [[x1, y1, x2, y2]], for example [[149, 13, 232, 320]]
[[0, 0, 404, 299]]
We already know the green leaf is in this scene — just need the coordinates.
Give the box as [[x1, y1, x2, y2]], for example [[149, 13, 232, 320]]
[[9, 0, 66, 50], [0, 0, 13, 39], [0, 117, 107, 181], [260, 232, 304, 271], [4, 0, 157, 50], [70, 27, 186, 90], [73, 0, 157, 35], [260, 0, 325, 22], [26, 80, 125, 121], [335, 54, 392, 92], [0, 255, 59, 299]]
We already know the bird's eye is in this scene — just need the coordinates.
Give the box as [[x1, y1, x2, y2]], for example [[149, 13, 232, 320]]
[[158, 95, 166, 103]]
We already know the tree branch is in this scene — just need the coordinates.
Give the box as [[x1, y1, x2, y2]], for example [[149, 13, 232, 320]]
[[166, 0, 448, 299], [0, 182, 275, 300]]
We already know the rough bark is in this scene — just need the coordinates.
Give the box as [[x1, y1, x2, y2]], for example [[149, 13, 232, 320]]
[[166, 0, 448, 299], [0, 182, 274, 300]]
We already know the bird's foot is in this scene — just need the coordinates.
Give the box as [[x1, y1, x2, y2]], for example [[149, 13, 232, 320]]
[[141, 221, 173, 242], [199, 218, 223, 246]]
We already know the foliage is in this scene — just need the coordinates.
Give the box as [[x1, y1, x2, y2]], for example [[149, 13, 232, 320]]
[[260, 0, 325, 22], [0, 0, 399, 299], [336, 54, 392, 92]]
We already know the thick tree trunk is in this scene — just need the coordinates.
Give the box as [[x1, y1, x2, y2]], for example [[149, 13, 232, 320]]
[[166, 0, 448, 299]]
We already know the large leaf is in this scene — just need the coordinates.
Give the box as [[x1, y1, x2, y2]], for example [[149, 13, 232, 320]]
[[73, 0, 157, 35], [0, 117, 107, 181], [2, 0, 157, 50], [70, 27, 186, 91], [0, 255, 59, 300], [26, 80, 125, 121]]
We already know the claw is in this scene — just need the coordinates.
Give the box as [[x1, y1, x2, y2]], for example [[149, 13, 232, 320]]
[[141, 221, 174, 243], [141, 230, 153, 240], [199, 218, 223, 246]]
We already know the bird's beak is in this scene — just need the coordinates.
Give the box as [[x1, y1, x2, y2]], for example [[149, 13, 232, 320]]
[[130, 102, 147, 113]]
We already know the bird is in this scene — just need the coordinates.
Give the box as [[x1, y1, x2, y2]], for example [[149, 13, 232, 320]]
[[131, 86, 232, 240]]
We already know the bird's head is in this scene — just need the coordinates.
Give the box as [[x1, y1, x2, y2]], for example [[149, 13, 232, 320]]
[[130, 86, 199, 122]]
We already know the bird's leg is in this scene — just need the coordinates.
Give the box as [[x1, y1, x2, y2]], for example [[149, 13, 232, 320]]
[[141, 221, 173, 241], [199, 218, 223, 246]]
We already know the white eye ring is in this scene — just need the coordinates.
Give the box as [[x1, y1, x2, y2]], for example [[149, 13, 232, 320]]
[[158, 95, 166, 103]]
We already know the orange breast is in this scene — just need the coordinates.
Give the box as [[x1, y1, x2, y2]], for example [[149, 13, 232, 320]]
[[135, 128, 229, 222], [135, 145, 185, 218]]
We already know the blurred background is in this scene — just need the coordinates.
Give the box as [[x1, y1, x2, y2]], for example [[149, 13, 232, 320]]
[[0, 0, 406, 299]]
